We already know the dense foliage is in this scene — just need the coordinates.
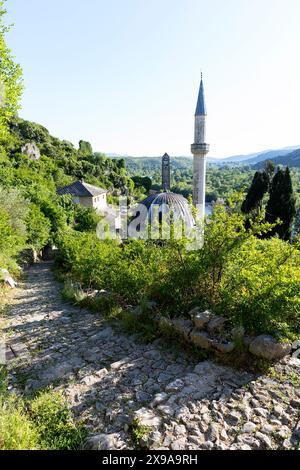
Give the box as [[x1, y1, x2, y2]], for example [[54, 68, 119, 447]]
[[265, 167, 296, 241], [0, 1, 23, 138], [242, 166, 296, 241], [56, 199, 300, 340]]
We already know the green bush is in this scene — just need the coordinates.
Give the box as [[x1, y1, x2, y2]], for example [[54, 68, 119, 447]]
[[0, 367, 85, 450], [29, 390, 86, 450], [0, 394, 40, 450], [56, 200, 300, 340], [218, 237, 300, 339]]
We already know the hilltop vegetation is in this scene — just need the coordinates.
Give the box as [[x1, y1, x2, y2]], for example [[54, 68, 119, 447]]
[[0, 116, 142, 272], [123, 155, 300, 205]]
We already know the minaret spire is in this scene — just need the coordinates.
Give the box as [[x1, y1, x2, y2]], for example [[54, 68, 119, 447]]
[[195, 74, 207, 116], [191, 74, 210, 219]]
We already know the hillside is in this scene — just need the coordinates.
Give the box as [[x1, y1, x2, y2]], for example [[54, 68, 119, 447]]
[[254, 148, 300, 169]]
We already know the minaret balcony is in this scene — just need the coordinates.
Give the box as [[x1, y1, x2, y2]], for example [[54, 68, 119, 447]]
[[191, 143, 210, 154]]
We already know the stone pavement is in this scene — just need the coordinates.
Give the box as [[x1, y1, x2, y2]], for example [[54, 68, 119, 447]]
[[3, 262, 300, 450]]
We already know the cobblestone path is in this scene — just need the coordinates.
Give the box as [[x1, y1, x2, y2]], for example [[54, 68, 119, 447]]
[[3, 262, 300, 450]]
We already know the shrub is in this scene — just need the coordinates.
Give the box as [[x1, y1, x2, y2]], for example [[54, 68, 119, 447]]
[[55, 200, 300, 340], [218, 237, 300, 339], [0, 394, 39, 450], [29, 390, 86, 450], [0, 368, 85, 450]]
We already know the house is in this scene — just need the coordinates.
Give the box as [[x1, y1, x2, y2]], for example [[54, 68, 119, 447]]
[[57, 179, 107, 211]]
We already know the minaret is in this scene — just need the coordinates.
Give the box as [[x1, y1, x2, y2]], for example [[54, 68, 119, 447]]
[[191, 73, 209, 219], [162, 152, 170, 191]]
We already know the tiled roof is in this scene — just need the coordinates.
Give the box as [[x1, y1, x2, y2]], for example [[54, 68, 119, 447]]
[[57, 180, 107, 197]]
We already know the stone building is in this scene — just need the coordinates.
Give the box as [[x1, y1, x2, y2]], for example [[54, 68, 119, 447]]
[[57, 179, 107, 211], [162, 152, 170, 191]]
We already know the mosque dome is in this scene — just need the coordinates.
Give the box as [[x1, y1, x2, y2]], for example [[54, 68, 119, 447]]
[[139, 192, 195, 228]]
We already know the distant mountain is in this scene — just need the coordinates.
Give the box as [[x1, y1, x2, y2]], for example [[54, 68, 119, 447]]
[[214, 146, 300, 165], [254, 148, 300, 170], [107, 146, 300, 165]]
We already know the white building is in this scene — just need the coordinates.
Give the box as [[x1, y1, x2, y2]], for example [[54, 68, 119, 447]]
[[57, 179, 107, 211]]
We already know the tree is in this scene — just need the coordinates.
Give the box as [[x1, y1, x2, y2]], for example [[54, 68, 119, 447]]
[[26, 203, 51, 251], [74, 206, 102, 232], [132, 175, 152, 193], [0, 0, 23, 138], [78, 140, 93, 156], [241, 170, 269, 216], [265, 167, 296, 241]]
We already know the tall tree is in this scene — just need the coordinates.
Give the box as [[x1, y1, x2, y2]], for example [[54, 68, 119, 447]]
[[0, 0, 23, 138], [265, 167, 296, 241], [241, 170, 269, 216]]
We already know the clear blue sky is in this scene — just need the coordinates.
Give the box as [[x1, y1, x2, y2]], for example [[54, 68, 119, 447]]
[[5, 0, 300, 157]]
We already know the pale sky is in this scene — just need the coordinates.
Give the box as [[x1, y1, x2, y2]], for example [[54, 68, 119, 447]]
[[6, 0, 300, 157]]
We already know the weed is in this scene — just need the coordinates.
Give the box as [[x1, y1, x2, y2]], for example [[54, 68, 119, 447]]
[[129, 418, 150, 448]]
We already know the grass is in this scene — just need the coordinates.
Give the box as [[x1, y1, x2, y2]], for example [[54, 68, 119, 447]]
[[61, 279, 86, 305], [29, 389, 86, 450], [268, 368, 300, 387], [0, 365, 86, 450], [129, 418, 150, 448]]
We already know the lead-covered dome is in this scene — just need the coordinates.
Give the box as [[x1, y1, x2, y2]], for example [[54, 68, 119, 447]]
[[140, 192, 195, 228]]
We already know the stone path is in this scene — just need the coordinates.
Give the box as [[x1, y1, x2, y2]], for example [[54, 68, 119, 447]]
[[3, 262, 300, 450]]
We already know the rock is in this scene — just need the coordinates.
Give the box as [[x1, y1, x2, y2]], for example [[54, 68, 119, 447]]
[[192, 310, 212, 329], [157, 404, 175, 416], [21, 142, 40, 160], [170, 438, 186, 450], [190, 330, 212, 349], [224, 411, 242, 426], [59, 316, 71, 324], [188, 306, 202, 317], [82, 374, 99, 386], [0, 269, 17, 289], [260, 424, 274, 435], [249, 335, 291, 360], [110, 357, 130, 370], [207, 315, 228, 333], [151, 392, 168, 407], [134, 408, 161, 428], [255, 432, 272, 448], [241, 422, 256, 433], [206, 423, 220, 442], [143, 349, 161, 360], [157, 372, 172, 383], [165, 379, 184, 393], [194, 361, 215, 375], [273, 404, 284, 417], [291, 340, 300, 350], [212, 340, 235, 354], [172, 318, 193, 340], [95, 368, 108, 379], [84, 433, 119, 450], [82, 348, 101, 362], [90, 327, 113, 342]]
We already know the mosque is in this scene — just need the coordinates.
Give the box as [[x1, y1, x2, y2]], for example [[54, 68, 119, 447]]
[[139, 75, 209, 227], [58, 77, 209, 233]]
